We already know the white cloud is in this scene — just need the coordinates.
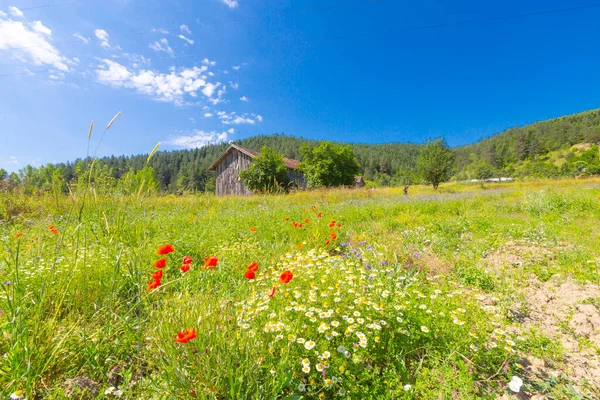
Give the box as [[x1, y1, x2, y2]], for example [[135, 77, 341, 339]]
[[149, 38, 173, 55], [201, 82, 219, 98], [220, 0, 239, 9], [232, 65, 240, 70], [217, 111, 262, 125], [94, 29, 111, 48], [240, 96, 248, 102], [151, 27, 169, 34], [0, 18, 70, 71], [178, 34, 194, 45], [180, 24, 191, 35], [189, 117, 196, 123], [204, 113, 213, 118], [72, 33, 89, 44], [229, 81, 239, 89], [96, 60, 228, 105], [5, 156, 18, 164], [0, 11, 7, 17], [227, 116, 254, 125], [32, 21, 51, 36], [167, 129, 232, 149], [202, 58, 216, 66], [8, 6, 23, 17]]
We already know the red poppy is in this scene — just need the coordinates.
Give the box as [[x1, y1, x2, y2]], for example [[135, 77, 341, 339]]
[[244, 269, 255, 279], [329, 232, 337, 240], [328, 220, 336, 228], [285, 217, 290, 221], [297, 244, 304, 249], [337, 223, 342, 227], [180, 264, 191, 273], [15, 232, 23, 238], [267, 286, 276, 297], [154, 258, 167, 268], [326, 239, 331, 245], [49, 225, 58, 235], [175, 328, 197, 343], [250, 227, 257, 232], [279, 270, 293, 284], [247, 262, 259, 273], [152, 270, 163, 280], [317, 212, 322, 218], [182, 256, 193, 265], [292, 221, 298, 227], [304, 219, 310, 223], [204, 257, 218, 269], [298, 224, 303, 229], [157, 244, 175, 255], [147, 278, 161, 290]]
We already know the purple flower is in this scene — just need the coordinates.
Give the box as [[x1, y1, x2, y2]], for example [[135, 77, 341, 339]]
[[414, 252, 422, 259], [366, 245, 373, 250], [3, 281, 13, 285], [380, 260, 389, 266], [364, 264, 372, 271], [359, 240, 367, 245]]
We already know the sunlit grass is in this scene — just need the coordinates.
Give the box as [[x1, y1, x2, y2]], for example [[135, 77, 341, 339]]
[[1, 178, 600, 398]]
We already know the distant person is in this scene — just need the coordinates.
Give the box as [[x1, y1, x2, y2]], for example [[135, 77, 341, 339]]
[[403, 186, 409, 196]]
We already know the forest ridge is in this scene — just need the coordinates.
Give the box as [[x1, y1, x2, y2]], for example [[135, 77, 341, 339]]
[[6, 108, 600, 193]]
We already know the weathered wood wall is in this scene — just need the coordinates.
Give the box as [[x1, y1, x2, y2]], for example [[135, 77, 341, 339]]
[[215, 150, 254, 196], [287, 170, 306, 189]]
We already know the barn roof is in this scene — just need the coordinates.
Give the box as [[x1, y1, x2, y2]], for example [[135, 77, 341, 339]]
[[209, 144, 301, 170]]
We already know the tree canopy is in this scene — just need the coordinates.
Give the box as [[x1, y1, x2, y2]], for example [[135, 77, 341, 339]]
[[299, 142, 361, 188], [238, 146, 289, 193], [417, 139, 455, 189]]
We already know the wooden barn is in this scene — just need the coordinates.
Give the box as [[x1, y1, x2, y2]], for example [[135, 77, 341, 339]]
[[209, 144, 304, 196]]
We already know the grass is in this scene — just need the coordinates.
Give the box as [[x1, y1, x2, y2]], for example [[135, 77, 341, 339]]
[[1, 178, 600, 398]]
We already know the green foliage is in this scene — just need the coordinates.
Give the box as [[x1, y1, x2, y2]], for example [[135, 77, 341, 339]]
[[239, 146, 289, 193], [299, 142, 361, 188], [8, 172, 20, 186], [0, 168, 7, 181], [417, 138, 455, 189], [457, 265, 496, 291], [119, 166, 160, 195]]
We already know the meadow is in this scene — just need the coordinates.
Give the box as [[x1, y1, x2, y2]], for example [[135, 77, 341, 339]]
[[2, 179, 600, 399]]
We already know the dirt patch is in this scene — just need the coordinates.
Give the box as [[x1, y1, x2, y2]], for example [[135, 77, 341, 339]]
[[417, 250, 453, 276], [484, 241, 556, 270], [571, 143, 594, 152], [520, 278, 600, 392]]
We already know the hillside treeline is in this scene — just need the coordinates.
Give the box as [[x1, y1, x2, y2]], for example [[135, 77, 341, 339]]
[[2, 109, 600, 194]]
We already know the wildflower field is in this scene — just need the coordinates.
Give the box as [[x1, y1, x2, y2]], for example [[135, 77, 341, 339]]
[[2, 179, 600, 399]]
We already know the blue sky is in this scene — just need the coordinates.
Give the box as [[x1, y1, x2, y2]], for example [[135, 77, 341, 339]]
[[1, 0, 600, 172]]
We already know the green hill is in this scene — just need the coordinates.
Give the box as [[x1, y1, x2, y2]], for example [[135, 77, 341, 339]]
[[8, 108, 600, 193]]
